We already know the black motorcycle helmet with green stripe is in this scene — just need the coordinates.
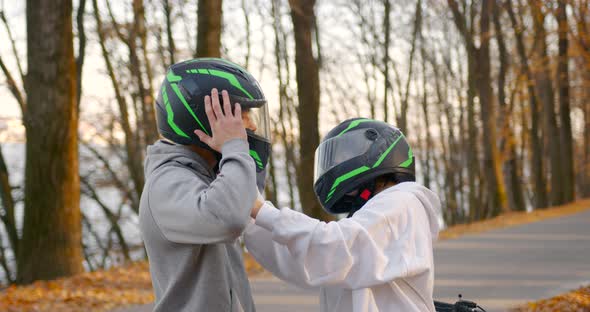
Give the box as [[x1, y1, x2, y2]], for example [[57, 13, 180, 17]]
[[155, 58, 271, 173], [313, 118, 415, 215]]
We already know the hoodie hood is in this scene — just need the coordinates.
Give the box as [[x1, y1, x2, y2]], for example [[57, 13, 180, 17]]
[[144, 140, 215, 179], [386, 182, 442, 239]]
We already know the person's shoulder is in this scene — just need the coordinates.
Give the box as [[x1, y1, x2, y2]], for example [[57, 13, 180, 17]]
[[148, 162, 209, 190], [376, 185, 415, 201], [366, 185, 424, 214]]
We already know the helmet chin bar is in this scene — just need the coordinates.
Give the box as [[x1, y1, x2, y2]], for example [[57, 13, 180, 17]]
[[334, 180, 376, 217], [247, 132, 271, 173]]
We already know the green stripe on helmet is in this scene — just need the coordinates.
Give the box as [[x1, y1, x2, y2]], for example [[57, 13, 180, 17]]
[[208, 69, 254, 100], [372, 134, 403, 168], [325, 166, 371, 202], [249, 150, 264, 169], [166, 70, 182, 82], [170, 83, 209, 136], [399, 145, 413, 168], [336, 118, 372, 137], [163, 89, 190, 138], [185, 68, 255, 100]]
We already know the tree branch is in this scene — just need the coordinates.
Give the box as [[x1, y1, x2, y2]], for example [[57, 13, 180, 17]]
[[75, 0, 87, 110], [81, 176, 131, 261], [0, 56, 26, 114], [0, 10, 25, 86], [0, 144, 18, 258]]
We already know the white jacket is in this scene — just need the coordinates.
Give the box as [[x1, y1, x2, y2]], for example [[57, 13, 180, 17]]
[[243, 182, 441, 312]]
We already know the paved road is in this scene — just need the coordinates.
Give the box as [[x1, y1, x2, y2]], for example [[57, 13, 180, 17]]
[[116, 209, 590, 312], [433, 209, 590, 311]]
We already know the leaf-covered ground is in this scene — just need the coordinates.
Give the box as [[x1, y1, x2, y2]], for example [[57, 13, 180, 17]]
[[0, 253, 267, 312], [0, 262, 153, 312], [512, 286, 590, 312], [0, 199, 588, 311]]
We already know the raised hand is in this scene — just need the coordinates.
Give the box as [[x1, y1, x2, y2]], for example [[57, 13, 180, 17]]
[[194, 88, 247, 152]]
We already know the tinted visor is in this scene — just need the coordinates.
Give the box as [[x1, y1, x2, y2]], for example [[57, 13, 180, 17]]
[[314, 129, 374, 183]]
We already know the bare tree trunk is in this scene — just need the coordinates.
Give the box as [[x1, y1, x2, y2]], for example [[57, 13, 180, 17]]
[[241, 0, 251, 69], [397, 0, 422, 134], [506, 1, 548, 209], [134, 0, 158, 147], [196, 0, 222, 57], [466, 54, 481, 219], [556, 0, 574, 202], [265, 151, 279, 205], [585, 86, 590, 197], [351, 0, 377, 120], [0, 146, 18, 258], [432, 57, 459, 223], [432, 64, 451, 223], [583, 58, 590, 197], [493, 1, 525, 212], [530, 1, 563, 206], [454, 39, 468, 214], [288, 0, 330, 220], [447, 0, 482, 219], [93, 0, 143, 213], [272, 0, 296, 209], [103, 0, 148, 204], [382, 0, 391, 122], [124, 0, 158, 148], [75, 0, 87, 110], [18, 0, 83, 283], [282, 19, 300, 210], [572, 0, 590, 197], [419, 39, 431, 189], [477, 0, 507, 216], [163, 0, 176, 66]]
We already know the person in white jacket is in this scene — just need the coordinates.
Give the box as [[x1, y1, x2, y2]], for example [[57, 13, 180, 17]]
[[243, 118, 442, 312]]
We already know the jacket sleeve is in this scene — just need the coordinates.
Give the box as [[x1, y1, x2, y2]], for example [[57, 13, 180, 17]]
[[147, 139, 257, 244], [244, 193, 433, 289], [244, 222, 320, 290]]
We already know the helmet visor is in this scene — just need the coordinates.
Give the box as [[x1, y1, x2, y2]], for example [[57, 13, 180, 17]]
[[241, 103, 270, 141], [226, 94, 270, 141], [314, 129, 374, 183]]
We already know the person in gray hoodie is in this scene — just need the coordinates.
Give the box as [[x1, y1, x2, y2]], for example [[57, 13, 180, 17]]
[[139, 58, 272, 312]]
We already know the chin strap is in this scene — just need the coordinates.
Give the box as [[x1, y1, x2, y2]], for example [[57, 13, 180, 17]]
[[346, 181, 376, 218]]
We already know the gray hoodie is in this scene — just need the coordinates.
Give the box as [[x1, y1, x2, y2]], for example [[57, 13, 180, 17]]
[[139, 139, 257, 312]]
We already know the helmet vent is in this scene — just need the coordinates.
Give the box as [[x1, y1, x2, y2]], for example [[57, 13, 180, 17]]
[[365, 129, 379, 140]]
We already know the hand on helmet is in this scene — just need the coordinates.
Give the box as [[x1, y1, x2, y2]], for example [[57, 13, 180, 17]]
[[194, 88, 247, 152]]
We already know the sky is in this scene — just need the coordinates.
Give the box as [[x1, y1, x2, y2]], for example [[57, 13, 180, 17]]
[[1, 1, 358, 140], [0, 0, 287, 141]]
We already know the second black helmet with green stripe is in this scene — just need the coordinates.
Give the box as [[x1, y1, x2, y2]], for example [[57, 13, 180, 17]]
[[313, 118, 415, 214], [155, 58, 271, 172]]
